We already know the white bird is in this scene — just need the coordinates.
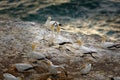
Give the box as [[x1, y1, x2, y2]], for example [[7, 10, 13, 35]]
[[75, 40, 97, 58], [29, 51, 46, 60], [111, 77, 120, 80], [80, 63, 92, 75], [44, 16, 61, 27], [3, 73, 21, 80], [42, 59, 67, 76], [100, 36, 120, 50], [44, 16, 62, 33], [14, 63, 34, 72], [30, 43, 47, 60]]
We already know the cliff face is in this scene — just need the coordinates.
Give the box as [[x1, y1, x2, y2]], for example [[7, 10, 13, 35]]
[[0, 17, 120, 80], [0, 0, 120, 80]]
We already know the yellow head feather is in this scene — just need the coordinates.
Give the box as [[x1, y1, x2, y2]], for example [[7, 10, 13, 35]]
[[47, 60, 53, 66], [48, 16, 51, 20], [47, 77, 52, 80], [80, 64, 86, 70], [101, 35, 106, 43], [31, 43, 37, 51], [43, 60, 53, 66], [18, 77, 22, 80], [76, 39, 82, 45]]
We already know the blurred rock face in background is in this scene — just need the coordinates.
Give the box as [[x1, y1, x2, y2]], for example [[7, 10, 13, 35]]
[[0, 0, 120, 39]]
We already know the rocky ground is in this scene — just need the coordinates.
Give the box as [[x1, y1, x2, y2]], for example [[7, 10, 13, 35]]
[[0, 17, 120, 80], [0, 0, 120, 80]]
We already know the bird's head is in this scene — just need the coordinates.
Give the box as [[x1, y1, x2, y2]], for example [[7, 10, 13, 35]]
[[48, 16, 52, 20], [75, 39, 83, 46], [31, 42, 38, 51], [42, 59, 53, 66], [84, 57, 94, 63], [101, 35, 107, 43], [47, 77, 52, 80]]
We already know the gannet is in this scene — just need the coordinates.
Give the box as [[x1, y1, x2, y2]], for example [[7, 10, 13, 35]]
[[3, 73, 21, 80], [75, 39, 97, 58], [100, 36, 120, 50], [30, 43, 46, 60], [14, 63, 34, 72], [44, 16, 62, 27], [80, 63, 92, 75], [111, 77, 120, 80], [63, 39, 97, 58], [80, 59, 92, 75], [42, 59, 67, 76], [44, 16, 62, 33], [30, 51, 46, 60]]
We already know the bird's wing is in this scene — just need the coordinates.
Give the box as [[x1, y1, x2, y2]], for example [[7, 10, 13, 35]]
[[50, 21, 59, 26], [107, 43, 120, 49]]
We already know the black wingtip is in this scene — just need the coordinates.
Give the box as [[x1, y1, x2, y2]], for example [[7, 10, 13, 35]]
[[24, 67, 34, 71]]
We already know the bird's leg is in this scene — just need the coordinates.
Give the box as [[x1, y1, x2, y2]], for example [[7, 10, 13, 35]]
[[49, 25, 55, 46], [56, 25, 61, 34], [50, 25, 54, 33]]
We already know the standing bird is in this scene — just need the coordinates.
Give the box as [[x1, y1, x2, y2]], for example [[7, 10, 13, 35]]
[[42, 59, 67, 76], [3, 73, 21, 80], [44, 16, 62, 33]]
